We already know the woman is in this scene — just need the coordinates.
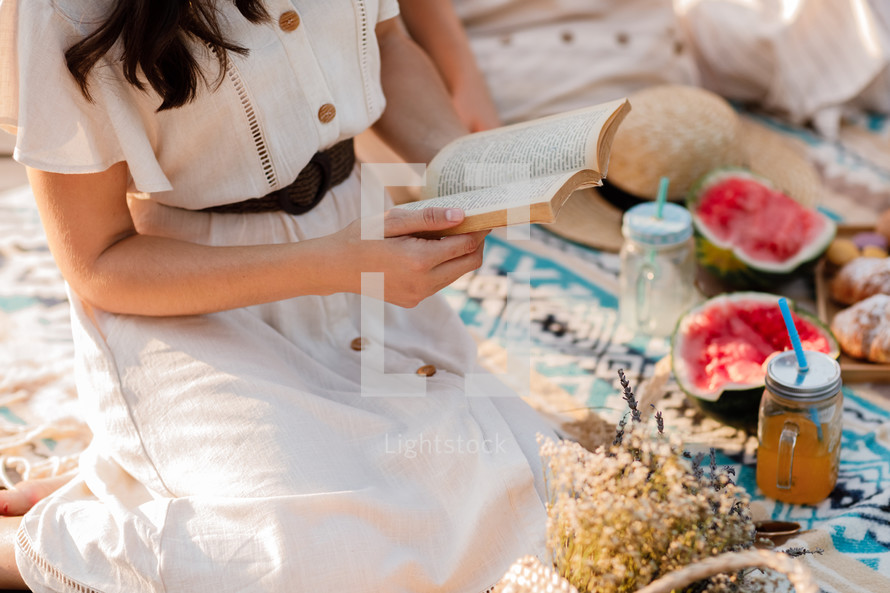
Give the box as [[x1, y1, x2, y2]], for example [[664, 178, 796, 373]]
[[0, 1, 552, 591]]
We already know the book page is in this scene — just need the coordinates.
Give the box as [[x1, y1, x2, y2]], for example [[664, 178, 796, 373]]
[[424, 98, 627, 199], [397, 172, 574, 217]]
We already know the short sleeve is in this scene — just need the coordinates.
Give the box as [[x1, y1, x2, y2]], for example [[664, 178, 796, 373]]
[[0, 0, 172, 192], [377, 0, 400, 23]]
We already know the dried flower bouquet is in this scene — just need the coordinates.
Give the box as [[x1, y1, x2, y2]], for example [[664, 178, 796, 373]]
[[523, 370, 816, 593]]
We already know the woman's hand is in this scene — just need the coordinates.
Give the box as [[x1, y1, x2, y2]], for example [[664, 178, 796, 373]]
[[326, 207, 488, 308], [449, 69, 501, 133]]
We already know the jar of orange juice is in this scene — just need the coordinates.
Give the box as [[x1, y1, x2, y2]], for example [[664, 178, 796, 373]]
[[756, 350, 843, 505]]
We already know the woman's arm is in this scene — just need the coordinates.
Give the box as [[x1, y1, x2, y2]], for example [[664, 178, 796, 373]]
[[371, 16, 473, 162], [28, 162, 486, 316], [397, 2, 500, 132]]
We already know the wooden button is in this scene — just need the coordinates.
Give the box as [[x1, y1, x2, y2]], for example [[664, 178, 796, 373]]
[[416, 364, 437, 377], [318, 103, 337, 124], [350, 337, 368, 351], [279, 11, 301, 32]]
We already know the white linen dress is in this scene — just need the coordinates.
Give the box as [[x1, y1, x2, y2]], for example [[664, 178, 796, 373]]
[[0, 1, 552, 591]]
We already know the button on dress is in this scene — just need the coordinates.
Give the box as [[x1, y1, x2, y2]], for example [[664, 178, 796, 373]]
[[0, 1, 552, 591]]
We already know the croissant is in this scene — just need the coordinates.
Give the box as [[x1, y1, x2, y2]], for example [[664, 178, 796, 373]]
[[830, 257, 890, 305], [831, 294, 890, 363]]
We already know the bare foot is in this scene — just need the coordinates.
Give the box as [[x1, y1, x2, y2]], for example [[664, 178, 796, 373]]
[[0, 474, 75, 516]]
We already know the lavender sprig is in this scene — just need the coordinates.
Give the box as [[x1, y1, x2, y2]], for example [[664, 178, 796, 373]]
[[613, 413, 628, 446], [650, 404, 664, 434], [709, 448, 718, 483], [782, 547, 824, 558], [692, 451, 706, 480], [618, 368, 641, 423]]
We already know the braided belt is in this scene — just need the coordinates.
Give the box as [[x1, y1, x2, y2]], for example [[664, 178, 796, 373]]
[[202, 138, 355, 215]]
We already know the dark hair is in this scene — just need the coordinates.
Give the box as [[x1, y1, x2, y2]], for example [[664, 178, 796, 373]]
[[65, 0, 269, 111]]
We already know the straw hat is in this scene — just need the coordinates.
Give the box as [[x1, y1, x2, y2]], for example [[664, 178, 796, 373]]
[[608, 85, 742, 200], [547, 84, 825, 251]]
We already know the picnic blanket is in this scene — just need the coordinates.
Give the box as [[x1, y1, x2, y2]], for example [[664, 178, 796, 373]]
[[2, 112, 890, 591], [0, 186, 87, 487], [459, 229, 890, 593]]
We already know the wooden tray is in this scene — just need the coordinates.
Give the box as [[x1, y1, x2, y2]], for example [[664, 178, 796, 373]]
[[815, 224, 890, 383]]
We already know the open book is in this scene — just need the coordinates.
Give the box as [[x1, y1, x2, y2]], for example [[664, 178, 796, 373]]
[[394, 98, 631, 237]]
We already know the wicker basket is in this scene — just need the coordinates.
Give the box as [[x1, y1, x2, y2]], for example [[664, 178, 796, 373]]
[[493, 550, 817, 593]]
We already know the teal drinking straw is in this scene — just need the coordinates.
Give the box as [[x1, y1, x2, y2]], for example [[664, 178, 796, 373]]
[[647, 177, 671, 268], [778, 297, 808, 372], [655, 176, 669, 220]]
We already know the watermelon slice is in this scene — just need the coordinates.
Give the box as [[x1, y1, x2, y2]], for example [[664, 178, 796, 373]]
[[671, 292, 839, 432], [687, 168, 836, 287]]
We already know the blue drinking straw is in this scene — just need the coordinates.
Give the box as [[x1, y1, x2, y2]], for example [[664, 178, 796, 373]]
[[778, 297, 808, 372], [778, 298, 824, 440]]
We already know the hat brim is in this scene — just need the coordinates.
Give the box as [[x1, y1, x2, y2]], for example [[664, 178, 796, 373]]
[[544, 187, 626, 252], [543, 115, 824, 252]]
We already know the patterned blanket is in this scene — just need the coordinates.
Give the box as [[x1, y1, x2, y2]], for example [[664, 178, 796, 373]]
[[456, 230, 890, 592], [0, 186, 87, 486], [2, 113, 890, 591]]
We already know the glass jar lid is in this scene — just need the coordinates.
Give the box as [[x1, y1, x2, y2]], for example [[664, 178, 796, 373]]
[[765, 350, 842, 403], [621, 202, 693, 246]]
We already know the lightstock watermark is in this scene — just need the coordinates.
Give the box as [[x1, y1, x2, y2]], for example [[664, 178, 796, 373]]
[[384, 432, 509, 458], [358, 161, 534, 399]]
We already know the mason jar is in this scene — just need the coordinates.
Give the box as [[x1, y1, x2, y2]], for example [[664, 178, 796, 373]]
[[756, 350, 843, 505], [618, 202, 696, 337]]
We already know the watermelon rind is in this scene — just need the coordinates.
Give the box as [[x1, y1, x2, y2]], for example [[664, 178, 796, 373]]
[[670, 292, 839, 432], [687, 168, 836, 287]]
